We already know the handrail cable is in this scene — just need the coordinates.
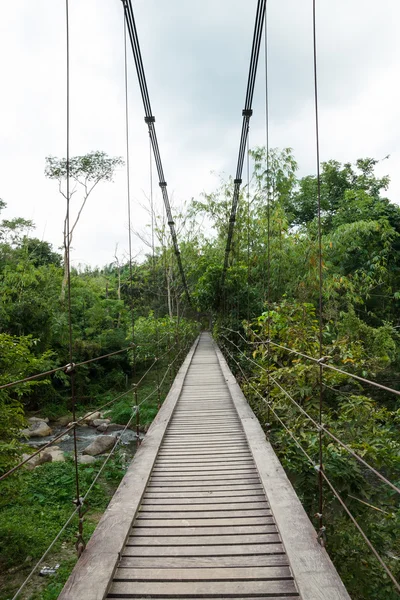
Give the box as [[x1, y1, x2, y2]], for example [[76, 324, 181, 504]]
[[121, 0, 191, 305], [221, 343, 400, 594], [221, 326, 400, 398], [221, 0, 266, 288], [219, 333, 400, 496], [0, 340, 180, 482], [0, 332, 174, 393]]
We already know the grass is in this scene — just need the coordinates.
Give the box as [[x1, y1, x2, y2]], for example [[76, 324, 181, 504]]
[[0, 456, 125, 600]]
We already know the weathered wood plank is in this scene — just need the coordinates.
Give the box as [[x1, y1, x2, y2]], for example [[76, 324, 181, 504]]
[[143, 490, 265, 499], [122, 543, 285, 557], [135, 516, 274, 526], [118, 554, 289, 568], [146, 485, 264, 492], [108, 580, 298, 597], [140, 500, 269, 509], [127, 533, 282, 545], [138, 508, 271, 517], [113, 566, 292, 580]]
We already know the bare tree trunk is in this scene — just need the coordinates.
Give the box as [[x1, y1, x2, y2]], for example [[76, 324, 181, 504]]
[[61, 215, 68, 302], [114, 245, 121, 328], [167, 263, 173, 318]]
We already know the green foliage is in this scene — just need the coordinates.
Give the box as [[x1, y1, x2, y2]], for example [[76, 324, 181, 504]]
[[44, 151, 124, 184], [0, 458, 123, 570], [0, 334, 55, 473], [220, 298, 400, 600]]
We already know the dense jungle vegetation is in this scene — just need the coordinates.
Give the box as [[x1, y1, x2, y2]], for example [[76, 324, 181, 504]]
[[1, 147, 399, 599]]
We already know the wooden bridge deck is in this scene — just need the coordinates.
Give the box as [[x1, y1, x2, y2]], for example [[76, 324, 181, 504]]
[[59, 333, 350, 600]]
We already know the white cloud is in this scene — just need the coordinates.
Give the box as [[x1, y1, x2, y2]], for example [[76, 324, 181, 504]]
[[0, 0, 399, 267]]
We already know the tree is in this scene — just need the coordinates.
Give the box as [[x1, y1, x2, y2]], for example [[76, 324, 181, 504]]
[[45, 151, 124, 300]]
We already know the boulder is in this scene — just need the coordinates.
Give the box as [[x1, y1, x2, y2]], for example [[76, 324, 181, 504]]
[[82, 435, 116, 456], [96, 423, 108, 433], [92, 419, 110, 428], [21, 421, 52, 438], [83, 411, 101, 424], [106, 424, 125, 433], [55, 415, 71, 426], [22, 452, 52, 470], [42, 449, 65, 462], [28, 416, 49, 424], [78, 455, 97, 465]]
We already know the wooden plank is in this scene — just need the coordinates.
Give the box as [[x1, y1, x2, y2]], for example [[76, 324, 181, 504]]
[[149, 475, 260, 482], [146, 485, 264, 492], [108, 580, 298, 597], [127, 533, 281, 545], [140, 500, 269, 509], [135, 516, 274, 526], [113, 566, 292, 580], [122, 543, 285, 557], [143, 490, 266, 499], [139, 507, 271, 516], [131, 525, 277, 537], [154, 458, 255, 464], [118, 554, 289, 568], [151, 468, 258, 475]]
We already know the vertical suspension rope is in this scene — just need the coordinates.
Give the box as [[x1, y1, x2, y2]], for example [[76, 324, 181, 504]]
[[246, 128, 250, 322], [149, 133, 162, 405], [65, 0, 85, 557], [264, 5, 271, 431], [123, 15, 139, 445], [313, 0, 325, 545]]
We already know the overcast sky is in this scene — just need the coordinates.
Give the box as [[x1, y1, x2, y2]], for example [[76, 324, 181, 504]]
[[0, 1, 399, 268]]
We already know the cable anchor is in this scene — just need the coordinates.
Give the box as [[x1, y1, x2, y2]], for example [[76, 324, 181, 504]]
[[64, 362, 76, 375], [317, 525, 326, 547], [317, 356, 330, 364]]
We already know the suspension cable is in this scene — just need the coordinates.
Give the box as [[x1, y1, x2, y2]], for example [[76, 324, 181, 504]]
[[121, 0, 191, 305], [312, 0, 324, 543], [123, 12, 140, 445], [246, 128, 250, 321], [264, 4, 271, 429], [63, 0, 85, 556], [221, 0, 266, 290]]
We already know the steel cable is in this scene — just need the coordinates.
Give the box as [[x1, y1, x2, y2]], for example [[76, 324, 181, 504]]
[[221, 343, 400, 594], [221, 0, 266, 287], [121, 0, 191, 304], [219, 332, 400, 496]]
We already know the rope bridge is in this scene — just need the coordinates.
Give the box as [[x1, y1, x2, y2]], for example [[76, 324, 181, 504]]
[[1, 1, 400, 599]]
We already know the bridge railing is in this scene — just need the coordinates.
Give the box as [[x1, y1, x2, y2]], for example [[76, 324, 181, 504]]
[[218, 327, 400, 595], [1, 331, 197, 600]]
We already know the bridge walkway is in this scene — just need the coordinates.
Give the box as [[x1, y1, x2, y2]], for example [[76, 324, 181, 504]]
[[59, 332, 350, 600]]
